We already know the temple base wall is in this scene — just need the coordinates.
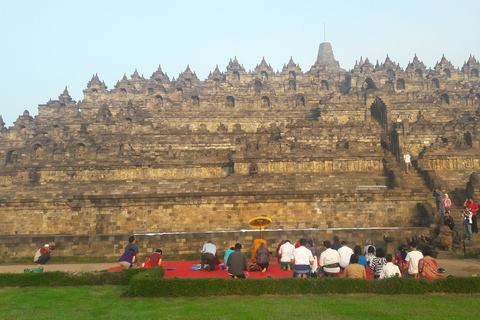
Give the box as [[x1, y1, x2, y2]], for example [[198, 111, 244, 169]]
[[0, 227, 431, 260], [0, 190, 432, 236]]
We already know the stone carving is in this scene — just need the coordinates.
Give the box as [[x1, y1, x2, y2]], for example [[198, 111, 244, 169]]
[[433, 226, 453, 250], [0, 42, 480, 237]]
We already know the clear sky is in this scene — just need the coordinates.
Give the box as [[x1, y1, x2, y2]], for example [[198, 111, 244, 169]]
[[1, 0, 479, 126]]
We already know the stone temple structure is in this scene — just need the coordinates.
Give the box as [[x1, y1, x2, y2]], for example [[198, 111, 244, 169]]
[[1, 42, 480, 258]]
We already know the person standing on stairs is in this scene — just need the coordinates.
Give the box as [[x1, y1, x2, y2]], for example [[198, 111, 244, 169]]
[[442, 193, 452, 218], [464, 197, 478, 234], [433, 188, 443, 216], [403, 151, 412, 174]]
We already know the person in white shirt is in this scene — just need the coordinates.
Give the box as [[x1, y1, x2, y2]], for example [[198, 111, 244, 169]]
[[278, 240, 295, 271], [319, 240, 341, 276], [379, 254, 401, 279], [405, 242, 423, 278], [337, 241, 354, 269], [403, 151, 412, 174], [363, 239, 375, 257], [201, 240, 217, 271], [291, 238, 314, 278]]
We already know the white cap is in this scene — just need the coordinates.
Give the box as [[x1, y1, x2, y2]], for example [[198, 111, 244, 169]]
[[44, 244, 50, 247]]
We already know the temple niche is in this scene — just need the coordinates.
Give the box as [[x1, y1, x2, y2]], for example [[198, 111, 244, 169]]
[[0, 41, 479, 245]]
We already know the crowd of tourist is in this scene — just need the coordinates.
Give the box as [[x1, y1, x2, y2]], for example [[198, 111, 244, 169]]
[[273, 237, 437, 279], [109, 235, 439, 280], [433, 190, 478, 241]]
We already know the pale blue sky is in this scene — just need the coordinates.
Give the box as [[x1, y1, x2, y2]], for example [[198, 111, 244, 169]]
[[1, 0, 479, 126]]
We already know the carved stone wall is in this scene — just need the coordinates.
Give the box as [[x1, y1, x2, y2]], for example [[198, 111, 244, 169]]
[[0, 227, 431, 259], [0, 43, 479, 241]]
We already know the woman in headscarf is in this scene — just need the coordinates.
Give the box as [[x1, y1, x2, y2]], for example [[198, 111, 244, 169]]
[[442, 193, 452, 217], [394, 244, 408, 274], [418, 245, 438, 279]]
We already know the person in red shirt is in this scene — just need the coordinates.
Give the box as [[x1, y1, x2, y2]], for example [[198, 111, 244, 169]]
[[146, 249, 162, 267], [464, 197, 478, 233], [34, 244, 52, 265]]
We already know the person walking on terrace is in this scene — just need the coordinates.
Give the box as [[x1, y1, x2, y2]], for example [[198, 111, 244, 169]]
[[403, 151, 412, 174]]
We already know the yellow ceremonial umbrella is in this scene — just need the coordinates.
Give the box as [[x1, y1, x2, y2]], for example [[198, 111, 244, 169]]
[[248, 216, 272, 239]]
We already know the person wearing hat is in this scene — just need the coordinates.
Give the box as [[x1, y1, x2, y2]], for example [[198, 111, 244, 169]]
[[34, 244, 52, 265]]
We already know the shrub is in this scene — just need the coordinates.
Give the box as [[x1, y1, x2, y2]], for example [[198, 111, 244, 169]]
[[0, 267, 163, 287], [127, 276, 480, 297]]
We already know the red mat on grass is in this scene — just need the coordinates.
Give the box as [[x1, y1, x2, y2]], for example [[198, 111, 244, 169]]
[[160, 259, 376, 279]]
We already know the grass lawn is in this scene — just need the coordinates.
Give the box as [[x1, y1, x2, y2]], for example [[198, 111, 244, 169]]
[[0, 286, 479, 319]]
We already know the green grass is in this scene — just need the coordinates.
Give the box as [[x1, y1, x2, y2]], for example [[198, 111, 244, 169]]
[[0, 286, 479, 319]]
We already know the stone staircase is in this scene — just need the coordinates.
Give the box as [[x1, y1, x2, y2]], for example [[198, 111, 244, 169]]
[[436, 237, 480, 259]]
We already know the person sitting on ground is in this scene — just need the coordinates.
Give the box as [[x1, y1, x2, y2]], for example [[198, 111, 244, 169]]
[[278, 240, 295, 271], [227, 243, 248, 279], [370, 248, 387, 279], [363, 239, 375, 257], [34, 244, 52, 265], [125, 236, 140, 266], [394, 244, 409, 274], [307, 239, 318, 274], [331, 236, 342, 251], [201, 240, 217, 272], [251, 239, 267, 263], [338, 241, 354, 270], [366, 245, 376, 266], [291, 238, 314, 278], [319, 240, 341, 277], [353, 245, 367, 269], [379, 254, 401, 279], [342, 254, 366, 279], [418, 245, 438, 279], [276, 240, 285, 262], [224, 246, 235, 265], [146, 249, 162, 267], [405, 242, 424, 278], [255, 242, 270, 272], [118, 248, 137, 269]]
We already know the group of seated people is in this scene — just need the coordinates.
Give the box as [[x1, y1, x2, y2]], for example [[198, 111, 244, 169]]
[[116, 236, 438, 280], [200, 239, 270, 278], [118, 236, 163, 269], [277, 237, 438, 279], [347, 241, 437, 279]]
